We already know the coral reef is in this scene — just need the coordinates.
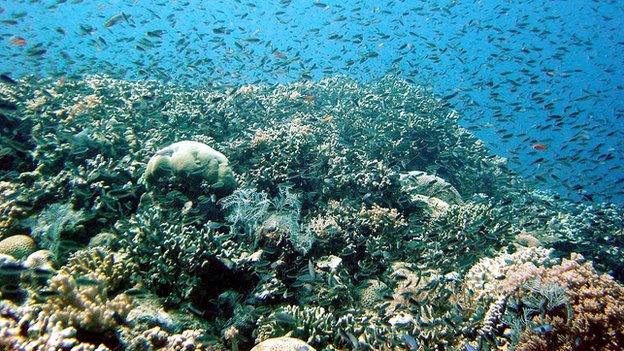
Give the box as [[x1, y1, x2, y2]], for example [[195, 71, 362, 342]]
[[0, 75, 622, 351]]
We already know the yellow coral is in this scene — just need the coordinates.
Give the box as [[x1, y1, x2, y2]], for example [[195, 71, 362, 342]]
[[0, 234, 36, 259], [43, 272, 133, 333]]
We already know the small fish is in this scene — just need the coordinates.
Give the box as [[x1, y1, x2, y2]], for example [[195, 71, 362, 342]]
[[37, 289, 60, 298], [146, 30, 165, 37], [1, 284, 26, 296], [0, 74, 18, 85], [124, 288, 148, 297], [273, 50, 286, 59], [0, 262, 28, 275], [111, 311, 126, 324], [10, 37, 26, 46], [32, 268, 55, 279], [532, 323, 553, 334], [26, 46, 46, 57], [308, 260, 315, 281], [402, 333, 418, 350], [272, 312, 296, 325], [464, 342, 476, 351], [532, 143, 548, 151], [105, 12, 127, 28], [58, 240, 82, 251], [345, 332, 359, 349]]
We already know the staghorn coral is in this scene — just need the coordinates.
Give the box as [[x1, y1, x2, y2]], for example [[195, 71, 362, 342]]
[[125, 326, 209, 351], [254, 305, 335, 346], [0, 181, 29, 231], [61, 247, 136, 294], [409, 199, 514, 272], [235, 117, 324, 192], [0, 270, 132, 350], [42, 272, 133, 333], [122, 204, 255, 311]]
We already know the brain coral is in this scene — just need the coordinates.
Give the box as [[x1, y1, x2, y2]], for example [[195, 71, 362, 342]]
[[0, 234, 36, 259], [251, 336, 316, 351], [144, 140, 237, 195]]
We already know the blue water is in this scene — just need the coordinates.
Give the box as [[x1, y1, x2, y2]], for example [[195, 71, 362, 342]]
[[1, 0, 623, 204]]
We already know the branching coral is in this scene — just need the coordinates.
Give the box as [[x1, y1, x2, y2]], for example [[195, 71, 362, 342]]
[[409, 199, 514, 272], [61, 247, 136, 294], [462, 251, 624, 350], [0, 271, 132, 350]]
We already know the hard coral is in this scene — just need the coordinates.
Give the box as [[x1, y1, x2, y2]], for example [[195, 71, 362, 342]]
[[513, 254, 624, 351], [0, 234, 36, 259], [43, 272, 133, 333], [61, 247, 135, 294], [144, 140, 237, 197], [466, 251, 624, 350], [0, 270, 132, 350]]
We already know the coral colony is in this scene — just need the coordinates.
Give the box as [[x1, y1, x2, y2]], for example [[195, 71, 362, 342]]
[[0, 76, 623, 350]]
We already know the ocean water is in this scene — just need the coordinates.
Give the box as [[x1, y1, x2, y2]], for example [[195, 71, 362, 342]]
[[2, 0, 623, 203], [0, 1, 623, 351]]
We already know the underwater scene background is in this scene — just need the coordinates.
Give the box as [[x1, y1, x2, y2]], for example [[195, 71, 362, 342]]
[[0, 1, 623, 351]]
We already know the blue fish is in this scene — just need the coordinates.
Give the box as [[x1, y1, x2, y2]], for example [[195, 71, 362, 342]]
[[532, 323, 553, 334], [402, 334, 418, 350]]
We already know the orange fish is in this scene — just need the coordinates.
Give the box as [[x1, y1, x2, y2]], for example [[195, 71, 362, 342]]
[[532, 143, 547, 151], [304, 95, 315, 103], [273, 50, 285, 59], [10, 37, 26, 46]]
